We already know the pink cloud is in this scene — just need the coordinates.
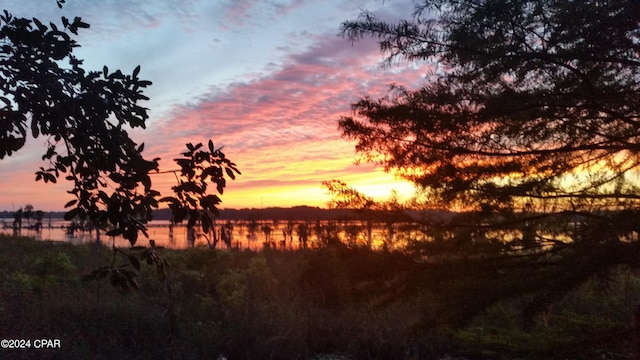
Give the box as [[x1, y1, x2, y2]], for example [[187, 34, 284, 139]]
[[0, 4, 429, 211], [143, 31, 430, 208], [273, 0, 308, 16], [218, 0, 312, 30], [219, 0, 258, 29]]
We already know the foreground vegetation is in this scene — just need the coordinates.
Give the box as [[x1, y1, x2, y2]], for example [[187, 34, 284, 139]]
[[0, 234, 639, 359]]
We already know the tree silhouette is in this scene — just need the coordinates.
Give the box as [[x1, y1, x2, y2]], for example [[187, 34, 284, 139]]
[[1, 5, 240, 290], [12, 207, 22, 231], [337, 0, 640, 328], [160, 140, 241, 241], [297, 222, 309, 249], [0, 9, 159, 245], [0, 7, 240, 248], [23, 204, 33, 227], [34, 209, 44, 230], [323, 180, 411, 248], [340, 1, 640, 214]]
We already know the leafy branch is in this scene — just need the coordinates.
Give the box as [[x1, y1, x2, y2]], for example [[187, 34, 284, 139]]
[[160, 140, 241, 234]]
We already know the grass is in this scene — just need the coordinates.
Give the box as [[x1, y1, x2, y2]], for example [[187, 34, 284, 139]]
[[0, 234, 639, 359]]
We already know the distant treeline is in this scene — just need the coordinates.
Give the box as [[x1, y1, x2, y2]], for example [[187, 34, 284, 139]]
[[177, 206, 352, 222], [138, 206, 451, 222], [0, 206, 453, 222], [0, 210, 65, 220]]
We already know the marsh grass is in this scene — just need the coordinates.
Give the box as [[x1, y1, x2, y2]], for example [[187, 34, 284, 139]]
[[0, 235, 638, 359]]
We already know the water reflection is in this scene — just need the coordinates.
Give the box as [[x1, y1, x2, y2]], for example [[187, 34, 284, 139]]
[[1, 219, 411, 250]]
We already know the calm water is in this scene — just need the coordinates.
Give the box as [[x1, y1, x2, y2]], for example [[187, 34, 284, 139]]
[[1, 218, 414, 250]]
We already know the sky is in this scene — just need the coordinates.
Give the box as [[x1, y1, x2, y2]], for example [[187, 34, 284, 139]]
[[0, 0, 428, 211]]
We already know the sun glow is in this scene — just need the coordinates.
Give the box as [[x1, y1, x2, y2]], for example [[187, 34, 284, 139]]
[[221, 168, 417, 209]]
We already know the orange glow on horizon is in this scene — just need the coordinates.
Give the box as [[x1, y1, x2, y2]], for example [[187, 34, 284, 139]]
[[150, 155, 417, 210], [221, 168, 417, 209], [0, 2, 430, 213]]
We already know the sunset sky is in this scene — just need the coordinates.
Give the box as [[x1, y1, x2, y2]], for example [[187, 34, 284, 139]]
[[0, 0, 427, 211]]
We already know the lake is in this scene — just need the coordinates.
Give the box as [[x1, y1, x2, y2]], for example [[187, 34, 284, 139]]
[[0, 218, 420, 250]]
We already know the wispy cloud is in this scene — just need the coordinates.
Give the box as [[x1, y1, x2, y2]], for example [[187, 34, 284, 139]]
[[0, 0, 423, 211], [145, 30, 428, 208], [219, 0, 258, 29], [218, 0, 311, 30]]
